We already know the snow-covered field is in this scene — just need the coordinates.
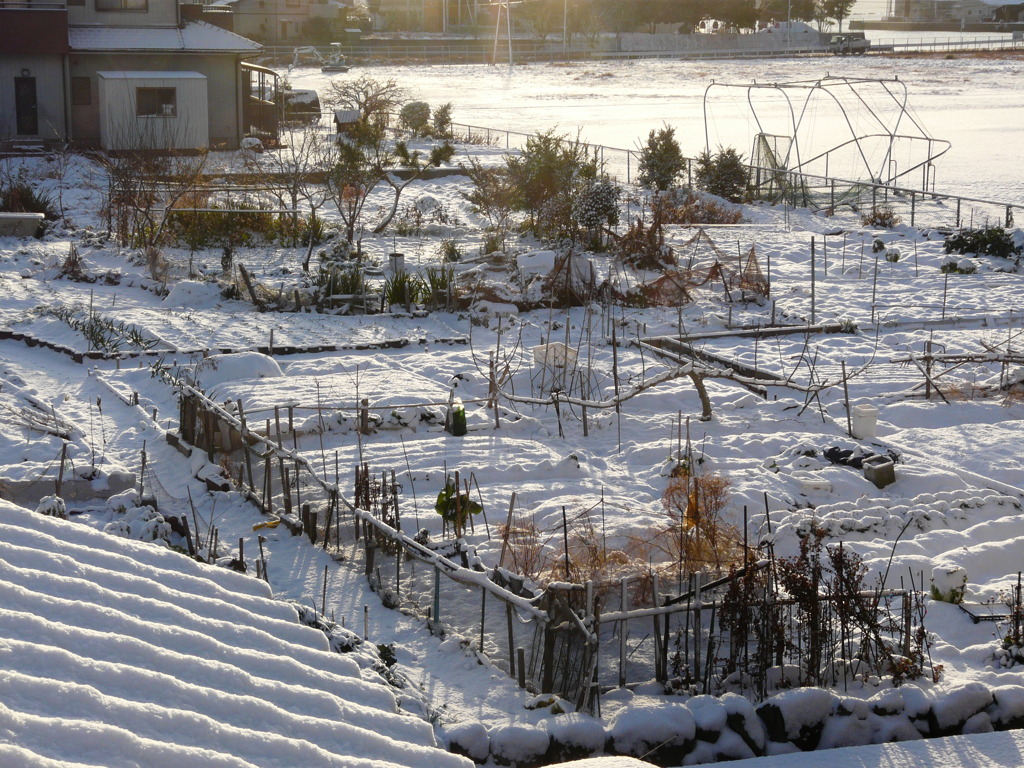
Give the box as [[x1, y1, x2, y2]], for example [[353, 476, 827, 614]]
[[284, 53, 1024, 202], [1, 52, 1023, 767]]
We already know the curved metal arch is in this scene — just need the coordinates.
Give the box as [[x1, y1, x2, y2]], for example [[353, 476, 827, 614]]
[[703, 76, 948, 192]]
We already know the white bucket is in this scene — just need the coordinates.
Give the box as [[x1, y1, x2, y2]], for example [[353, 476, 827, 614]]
[[850, 404, 879, 439]]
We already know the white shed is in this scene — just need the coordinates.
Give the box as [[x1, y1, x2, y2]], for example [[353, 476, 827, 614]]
[[97, 71, 209, 151]]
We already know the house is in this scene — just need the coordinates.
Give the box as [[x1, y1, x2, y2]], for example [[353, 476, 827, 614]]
[[889, 0, 1019, 22], [0, 0, 279, 151], [207, 0, 350, 44]]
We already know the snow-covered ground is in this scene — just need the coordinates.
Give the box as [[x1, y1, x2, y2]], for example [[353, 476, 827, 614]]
[[1, 52, 1023, 767]]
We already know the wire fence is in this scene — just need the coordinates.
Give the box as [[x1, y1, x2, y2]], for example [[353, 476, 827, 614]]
[[174, 372, 938, 709], [448, 121, 1024, 231]]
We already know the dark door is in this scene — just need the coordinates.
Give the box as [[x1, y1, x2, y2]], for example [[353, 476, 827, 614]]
[[15, 77, 38, 136]]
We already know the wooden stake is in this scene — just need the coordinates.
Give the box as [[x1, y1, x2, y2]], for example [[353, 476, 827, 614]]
[[322, 563, 329, 616], [498, 492, 517, 570], [841, 360, 852, 437]]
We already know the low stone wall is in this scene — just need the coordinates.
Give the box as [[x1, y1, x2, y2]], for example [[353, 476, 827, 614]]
[[444, 682, 1024, 767], [0, 212, 45, 237], [1, 472, 136, 504]]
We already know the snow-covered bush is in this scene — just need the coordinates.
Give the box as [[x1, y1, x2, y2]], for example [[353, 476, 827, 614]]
[[609, 701, 695, 762], [488, 723, 550, 767], [103, 504, 172, 545], [444, 722, 490, 763], [637, 125, 685, 192], [546, 712, 607, 763], [399, 101, 431, 135], [35, 494, 67, 520], [930, 565, 968, 604], [861, 205, 901, 228], [695, 146, 748, 203], [945, 226, 1022, 259]]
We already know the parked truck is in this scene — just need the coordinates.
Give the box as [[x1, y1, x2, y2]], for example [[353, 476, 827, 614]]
[[828, 33, 870, 54]]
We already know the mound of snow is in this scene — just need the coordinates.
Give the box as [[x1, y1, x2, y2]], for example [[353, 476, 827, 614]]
[[194, 352, 284, 391], [163, 280, 223, 309]]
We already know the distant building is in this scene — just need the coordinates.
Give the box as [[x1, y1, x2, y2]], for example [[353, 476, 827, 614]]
[[888, 0, 1022, 22], [206, 0, 351, 44], [0, 0, 278, 150]]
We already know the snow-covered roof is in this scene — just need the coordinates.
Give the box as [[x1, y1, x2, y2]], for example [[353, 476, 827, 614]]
[[334, 108, 361, 123], [69, 20, 261, 54], [0, 502, 474, 768]]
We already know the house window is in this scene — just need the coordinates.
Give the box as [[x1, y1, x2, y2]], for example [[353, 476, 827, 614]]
[[71, 77, 91, 106], [136, 87, 176, 117], [96, 0, 148, 10]]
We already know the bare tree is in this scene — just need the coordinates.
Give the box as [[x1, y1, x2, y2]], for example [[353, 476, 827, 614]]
[[250, 123, 333, 270], [518, 0, 562, 41], [325, 76, 406, 128], [100, 149, 208, 250], [324, 121, 454, 243]]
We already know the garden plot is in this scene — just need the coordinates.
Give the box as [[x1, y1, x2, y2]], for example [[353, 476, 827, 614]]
[[683, 325, 1022, 407], [0, 363, 134, 502], [204, 358, 454, 433]]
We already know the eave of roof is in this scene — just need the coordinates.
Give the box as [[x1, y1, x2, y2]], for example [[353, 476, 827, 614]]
[[69, 20, 261, 54]]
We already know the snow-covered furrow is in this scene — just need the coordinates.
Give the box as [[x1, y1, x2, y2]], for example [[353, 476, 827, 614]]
[[0, 578, 396, 714], [0, 551, 353, 674], [0, 505, 276, 605], [0, 537, 321, 652], [0, 694, 462, 768], [0, 669, 464, 768], [0, 500, 473, 767], [0, 608, 387, 724], [0, 705, 255, 768], [0, 638, 436, 757]]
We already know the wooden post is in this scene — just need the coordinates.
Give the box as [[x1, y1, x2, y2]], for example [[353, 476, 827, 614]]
[[541, 595, 556, 694], [322, 496, 334, 550], [257, 535, 268, 581], [237, 263, 265, 311], [490, 352, 500, 429], [693, 572, 703, 688], [517, 647, 527, 688], [304, 503, 315, 544], [432, 567, 441, 633], [507, 603, 516, 678], [138, 440, 147, 498], [652, 571, 664, 683], [264, 456, 273, 515], [454, 470, 462, 537], [498, 492, 517, 569], [237, 400, 255, 492], [360, 398, 370, 435], [810, 237, 816, 325], [619, 576, 628, 688], [321, 563, 328, 616], [611, 325, 621, 453], [841, 360, 852, 437], [479, 589, 487, 653], [925, 339, 933, 400], [56, 442, 67, 497]]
